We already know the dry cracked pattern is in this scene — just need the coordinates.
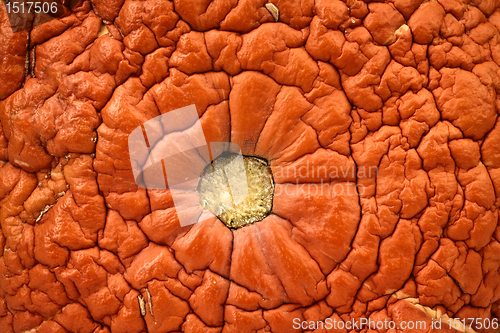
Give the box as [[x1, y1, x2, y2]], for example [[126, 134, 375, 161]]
[[0, 0, 500, 332]]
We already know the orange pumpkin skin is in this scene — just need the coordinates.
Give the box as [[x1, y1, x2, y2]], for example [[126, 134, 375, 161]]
[[0, 0, 500, 332]]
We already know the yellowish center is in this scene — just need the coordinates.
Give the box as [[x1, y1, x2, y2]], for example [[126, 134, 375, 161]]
[[198, 154, 274, 228]]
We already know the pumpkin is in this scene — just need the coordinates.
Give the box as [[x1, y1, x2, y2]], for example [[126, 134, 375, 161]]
[[1, 0, 500, 332]]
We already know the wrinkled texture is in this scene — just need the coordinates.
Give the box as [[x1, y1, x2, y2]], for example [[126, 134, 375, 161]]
[[1, 0, 500, 332]]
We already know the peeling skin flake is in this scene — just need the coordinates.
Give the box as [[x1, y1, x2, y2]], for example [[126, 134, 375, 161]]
[[138, 295, 146, 316], [146, 288, 154, 317], [0, 0, 500, 332], [265, 3, 279, 22], [36, 205, 54, 222]]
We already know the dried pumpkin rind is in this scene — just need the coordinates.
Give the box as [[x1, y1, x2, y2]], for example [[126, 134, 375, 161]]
[[0, 0, 499, 332]]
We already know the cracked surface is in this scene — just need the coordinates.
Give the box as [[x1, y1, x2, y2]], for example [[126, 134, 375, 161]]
[[0, 0, 500, 332]]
